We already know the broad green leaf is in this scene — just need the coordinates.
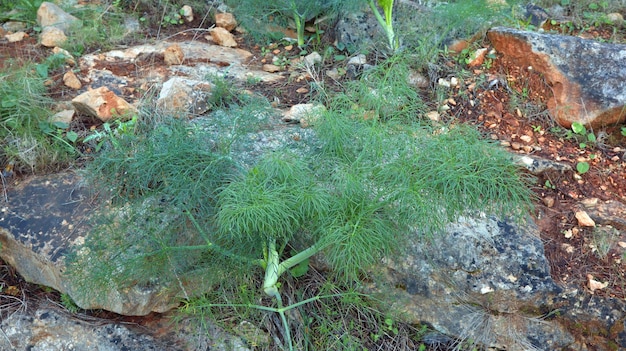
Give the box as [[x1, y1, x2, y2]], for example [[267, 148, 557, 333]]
[[576, 162, 590, 174]]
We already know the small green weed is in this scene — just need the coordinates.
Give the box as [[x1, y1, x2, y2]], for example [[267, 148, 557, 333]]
[[83, 115, 138, 152], [0, 0, 43, 24], [60, 293, 80, 313], [571, 121, 597, 149]]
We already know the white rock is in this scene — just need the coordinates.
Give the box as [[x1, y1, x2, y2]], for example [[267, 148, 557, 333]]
[[607, 12, 624, 24], [5, 31, 27, 42], [303, 51, 322, 66], [437, 78, 451, 88], [157, 77, 214, 116], [181, 5, 194, 22], [40, 26, 67, 47], [37, 2, 80, 32], [282, 103, 326, 128], [426, 111, 440, 121], [49, 109, 74, 125], [347, 54, 367, 66]]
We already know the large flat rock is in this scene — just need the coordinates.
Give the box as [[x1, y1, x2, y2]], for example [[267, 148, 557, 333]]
[[0, 173, 179, 315]]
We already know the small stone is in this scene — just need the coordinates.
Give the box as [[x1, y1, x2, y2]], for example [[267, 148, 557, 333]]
[[437, 78, 451, 88], [5, 31, 27, 42], [587, 274, 608, 293], [467, 47, 488, 67], [272, 49, 281, 55], [72, 86, 137, 122], [2, 21, 27, 32], [296, 87, 308, 94], [282, 103, 326, 128], [39, 26, 67, 47], [181, 5, 193, 22], [49, 109, 74, 125], [520, 135, 533, 143], [284, 45, 293, 51], [542, 196, 555, 208], [563, 229, 573, 239], [447, 98, 456, 106], [407, 70, 429, 88], [607, 12, 624, 24], [262, 64, 281, 73], [303, 51, 322, 66], [522, 145, 533, 153], [347, 54, 367, 65], [561, 243, 574, 253], [500, 140, 511, 147], [618, 242, 626, 248], [510, 142, 521, 150], [63, 71, 82, 89], [209, 27, 237, 47], [163, 44, 184, 65], [575, 211, 595, 227], [426, 111, 440, 121], [215, 12, 237, 31], [326, 68, 340, 80], [450, 77, 459, 87]]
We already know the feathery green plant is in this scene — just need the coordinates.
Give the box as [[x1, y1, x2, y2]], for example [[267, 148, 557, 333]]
[[70, 79, 533, 349], [227, 0, 343, 46]]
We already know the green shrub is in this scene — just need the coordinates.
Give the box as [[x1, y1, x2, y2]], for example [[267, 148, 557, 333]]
[[69, 89, 533, 349]]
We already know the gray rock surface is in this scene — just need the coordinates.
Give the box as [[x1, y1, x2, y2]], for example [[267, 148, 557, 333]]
[[373, 216, 575, 351], [487, 27, 626, 128], [36, 2, 80, 32], [0, 173, 179, 316], [0, 303, 249, 351]]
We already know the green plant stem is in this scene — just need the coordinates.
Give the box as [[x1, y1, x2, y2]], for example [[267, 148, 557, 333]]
[[294, 13, 305, 47], [367, 0, 397, 51]]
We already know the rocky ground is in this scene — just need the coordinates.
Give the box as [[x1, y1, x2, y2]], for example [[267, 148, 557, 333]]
[[1, 1, 626, 350]]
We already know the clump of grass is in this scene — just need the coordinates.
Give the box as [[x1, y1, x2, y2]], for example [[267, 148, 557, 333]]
[[0, 60, 76, 174]]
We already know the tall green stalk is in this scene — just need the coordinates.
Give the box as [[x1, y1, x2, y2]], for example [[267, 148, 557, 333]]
[[367, 0, 398, 51]]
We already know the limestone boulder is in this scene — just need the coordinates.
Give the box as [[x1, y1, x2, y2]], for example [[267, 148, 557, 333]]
[[375, 216, 575, 350], [0, 173, 180, 316], [37, 2, 81, 32], [72, 86, 138, 121], [157, 77, 214, 116], [487, 27, 626, 128]]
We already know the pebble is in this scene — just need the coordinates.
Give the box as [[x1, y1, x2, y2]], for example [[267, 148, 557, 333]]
[[543, 196, 555, 208], [575, 211, 595, 227], [520, 135, 533, 143]]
